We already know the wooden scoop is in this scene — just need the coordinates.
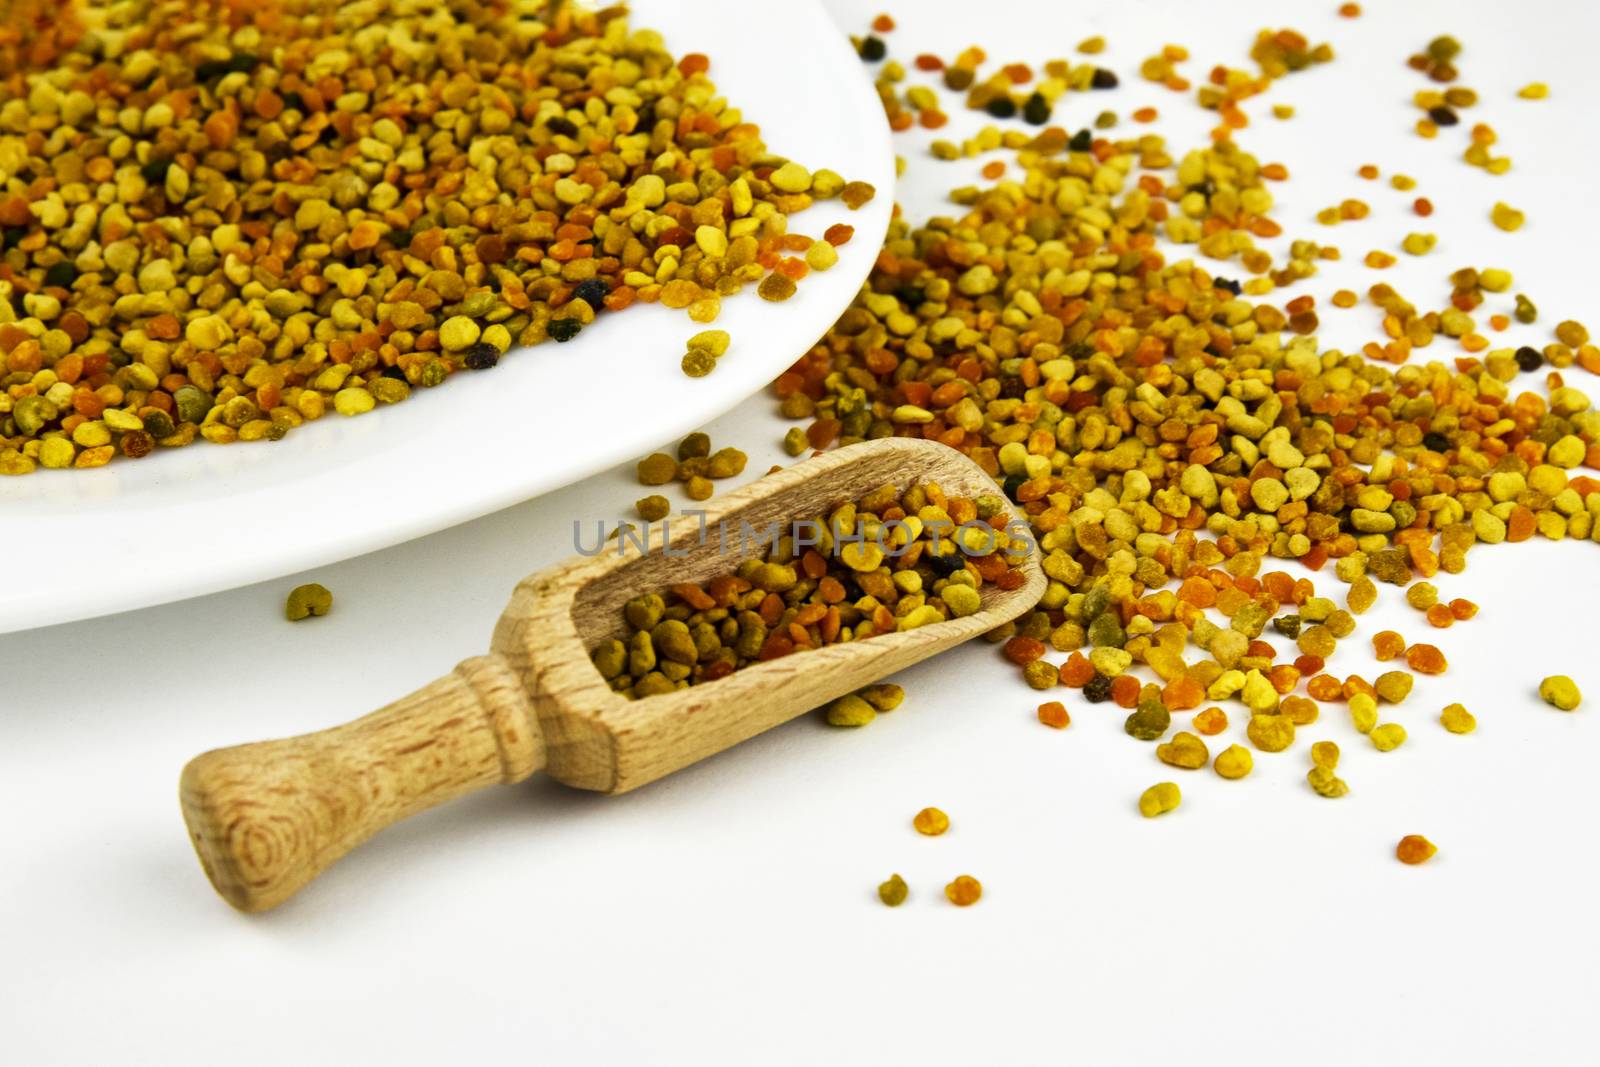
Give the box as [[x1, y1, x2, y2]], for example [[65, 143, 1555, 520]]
[[180, 437, 1046, 912]]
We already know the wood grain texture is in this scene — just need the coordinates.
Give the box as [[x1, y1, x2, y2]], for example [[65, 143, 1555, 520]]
[[180, 654, 543, 912], [492, 437, 1048, 793], [183, 438, 1045, 911]]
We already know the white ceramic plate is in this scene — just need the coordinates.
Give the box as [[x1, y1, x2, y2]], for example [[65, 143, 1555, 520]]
[[0, 0, 892, 634]]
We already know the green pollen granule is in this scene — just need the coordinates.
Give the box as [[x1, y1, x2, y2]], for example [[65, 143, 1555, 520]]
[[878, 873, 908, 907]]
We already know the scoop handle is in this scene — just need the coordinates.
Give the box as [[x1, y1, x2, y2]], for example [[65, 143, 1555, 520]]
[[179, 654, 544, 913]]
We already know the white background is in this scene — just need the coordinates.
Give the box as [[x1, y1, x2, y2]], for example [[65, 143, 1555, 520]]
[[5, 1, 1600, 1064]]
